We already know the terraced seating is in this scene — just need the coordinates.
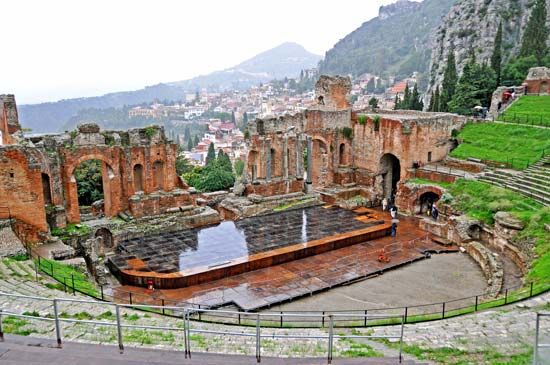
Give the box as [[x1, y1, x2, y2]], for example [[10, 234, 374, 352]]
[[478, 156, 550, 206]]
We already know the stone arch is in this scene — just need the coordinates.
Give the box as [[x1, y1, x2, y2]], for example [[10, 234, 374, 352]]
[[247, 150, 259, 180], [65, 154, 118, 223], [269, 147, 283, 178], [41, 172, 52, 205], [379, 153, 401, 200], [339, 143, 348, 166], [416, 191, 440, 215], [95, 227, 113, 256], [467, 223, 482, 240], [133, 164, 144, 193], [311, 137, 330, 187], [152, 160, 165, 191]]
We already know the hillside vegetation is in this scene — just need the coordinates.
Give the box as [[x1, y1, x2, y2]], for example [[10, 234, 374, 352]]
[[450, 123, 550, 168], [499, 95, 550, 127], [319, 0, 454, 81]]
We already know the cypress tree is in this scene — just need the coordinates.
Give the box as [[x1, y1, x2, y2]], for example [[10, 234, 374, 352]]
[[440, 51, 458, 112], [491, 22, 503, 86], [433, 87, 441, 112], [366, 77, 376, 93], [519, 0, 549, 64], [206, 143, 216, 165], [194, 135, 200, 146], [402, 82, 411, 109], [411, 83, 423, 110], [231, 111, 236, 124], [428, 91, 435, 111], [393, 95, 400, 110], [187, 137, 193, 151]]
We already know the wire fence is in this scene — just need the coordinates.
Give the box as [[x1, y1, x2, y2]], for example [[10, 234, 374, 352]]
[[498, 113, 550, 128]]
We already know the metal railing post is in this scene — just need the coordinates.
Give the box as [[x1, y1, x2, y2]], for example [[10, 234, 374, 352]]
[[475, 295, 478, 311], [100, 285, 104, 301], [162, 299, 165, 315], [327, 314, 334, 364], [504, 289, 508, 305], [280, 311, 283, 328], [53, 299, 62, 348], [115, 304, 124, 353], [442, 302, 446, 319], [533, 313, 540, 365], [256, 313, 261, 363], [186, 309, 192, 359], [71, 274, 76, 295], [0, 309, 4, 341], [404, 307, 408, 323], [183, 309, 188, 359], [364, 310, 368, 327], [530, 282, 534, 297], [399, 315, 405, 364]]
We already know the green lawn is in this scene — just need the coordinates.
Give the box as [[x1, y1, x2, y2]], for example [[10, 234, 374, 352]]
[[499, 95, 550, 127], [36, 258, 99, 297], [450, 122, 550, 169]]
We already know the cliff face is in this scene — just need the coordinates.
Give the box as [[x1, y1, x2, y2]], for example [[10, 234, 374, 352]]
[[428, 0, 550, 95], [318, 0, 455, 79]]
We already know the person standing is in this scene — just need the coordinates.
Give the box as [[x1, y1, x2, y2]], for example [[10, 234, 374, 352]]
[[432, 204, 439, 221], [391, 218, 399, 237], [382, 197, 388, 211], [390, 205, 398, 219]]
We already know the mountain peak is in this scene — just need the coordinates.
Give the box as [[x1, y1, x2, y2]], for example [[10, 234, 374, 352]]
[[379, 0, 422, 20]]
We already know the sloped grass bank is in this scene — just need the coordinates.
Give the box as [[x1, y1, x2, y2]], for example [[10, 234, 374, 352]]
[[499, 95, 550, 127], [450, 123, 550, 169]]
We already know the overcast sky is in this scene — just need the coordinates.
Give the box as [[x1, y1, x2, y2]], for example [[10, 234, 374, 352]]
[[1, 0, 405, 104]]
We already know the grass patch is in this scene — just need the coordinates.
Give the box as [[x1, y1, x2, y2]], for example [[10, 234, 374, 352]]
[[2, 316, 37, 336], [9, 254, 29, 261], [273, 198, 316, 212], [36, 258, 98, 297], [189, 334, 207, 348], [45, 282, 66, 291], [408, 178, 452, 189], [51, 223, 91, 240], [499, 95, 550, 127], [450, 122, 550, 169]]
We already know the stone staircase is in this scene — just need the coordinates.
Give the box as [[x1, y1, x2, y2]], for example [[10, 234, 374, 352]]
[[478, 155, 550, 206]]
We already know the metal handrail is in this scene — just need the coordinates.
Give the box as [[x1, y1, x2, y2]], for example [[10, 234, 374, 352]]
[[0, 292, 405, 364], [533, 312, 550, 365]]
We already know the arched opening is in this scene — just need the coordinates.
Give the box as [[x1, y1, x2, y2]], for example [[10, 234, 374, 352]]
[[152, 160, 164, 191], [417, 191, 440, 215], [541, 81, 549, 95], [95, 228, 113, 256], [247, 150, 259, 180], [339, 143, 347, 166], [269, 148, 276, 179], [467, 224, 482, 240], [41, 173, 52, 205], [311, 138, 329, 187], [133, 164, 144, 192], [74, 159, 105, 219], [379, 153, 401, 200]]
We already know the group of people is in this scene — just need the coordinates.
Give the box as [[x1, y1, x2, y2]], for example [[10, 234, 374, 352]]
[[382, 198, 399, 237]]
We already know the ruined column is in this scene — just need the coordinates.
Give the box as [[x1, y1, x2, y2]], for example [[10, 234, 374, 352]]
[[295, 137, 302, 179], [283, 135, 289, 180], [305, 136, 313, 192], [266, 140, 272, 182]]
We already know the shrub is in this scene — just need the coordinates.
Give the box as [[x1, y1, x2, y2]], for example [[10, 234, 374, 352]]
[[341, 127, 353, 139], [358, 115, 367, 125]]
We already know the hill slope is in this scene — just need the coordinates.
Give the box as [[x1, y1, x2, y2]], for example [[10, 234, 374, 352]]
[[18, 42, 320, 133], [170, 42, 321, 91], [318, 0, 455, 79]]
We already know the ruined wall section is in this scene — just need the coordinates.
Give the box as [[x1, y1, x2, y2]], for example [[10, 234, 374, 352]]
[[0, 95, 22, 145], [0, 146, 48, 242]]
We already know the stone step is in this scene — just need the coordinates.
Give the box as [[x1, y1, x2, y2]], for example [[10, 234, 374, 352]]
[[510, 176, 550, 193], [519, 173, 550, 186], [504, 184, 550, 205], [478, 176, 505, 186], [504, 181, 550, 199]]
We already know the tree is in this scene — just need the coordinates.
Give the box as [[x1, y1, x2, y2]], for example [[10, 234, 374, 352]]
[[433, 86, 441, 112], [366, 77, 376, 93], [199, 161, 235, 192], [448, 57, 496, 115], [393, 95, 400, 110], [243, 112, 248, 125], [194, 135, 200, 146], [217, 149, 232, 173], [175, 155, 192, 176], [234, 158, 245, 177], [205, 143, 216, 165], [502, 55, 544, 85], [187, 137, 193, 151], [440, 51, 458, 112], [183, 126, 191, 142], [375, 78, 385, 93], [75, 160, 103, 206], [519, 0, 549, 64], [231, 111, 236, 124], [410, 83, 423, 110], [368, 97, 379, 109], [491, 22, 503, 86]]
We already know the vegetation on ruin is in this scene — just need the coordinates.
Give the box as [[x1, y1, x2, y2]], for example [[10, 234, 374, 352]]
[[175, 154, 192, 176], [450, 123, 550, 169], [144, 126, 157, 139], [74, 159, 104, 206], [341, 127, 353, 139], [357, 115, 367, 125], [498, 95, 550, 126], [234, 158, 245, 177], [51, 223, 91, 239], [409, 178, 550, 286]]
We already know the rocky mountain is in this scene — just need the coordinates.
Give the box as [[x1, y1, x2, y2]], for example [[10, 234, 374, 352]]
[[428, 0, 550, 95], [318, 0, 455, 80], [18, 42, 320, 133], [170, 42, 321, 91]]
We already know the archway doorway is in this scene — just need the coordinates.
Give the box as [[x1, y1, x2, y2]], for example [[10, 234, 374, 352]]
[[541, 81, 549, 95], [379, 153, 401, 200], [417, 191, 440, 215], [247, 150, 259, 180], [74, 159, 105, 220], [95, 228, 113, 256], [152, 160, 164, 191], [133, 164, 144, 192], [339, 143, 347, 166], [41, 173, 52, 205], [311, 138, 329, 187]]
